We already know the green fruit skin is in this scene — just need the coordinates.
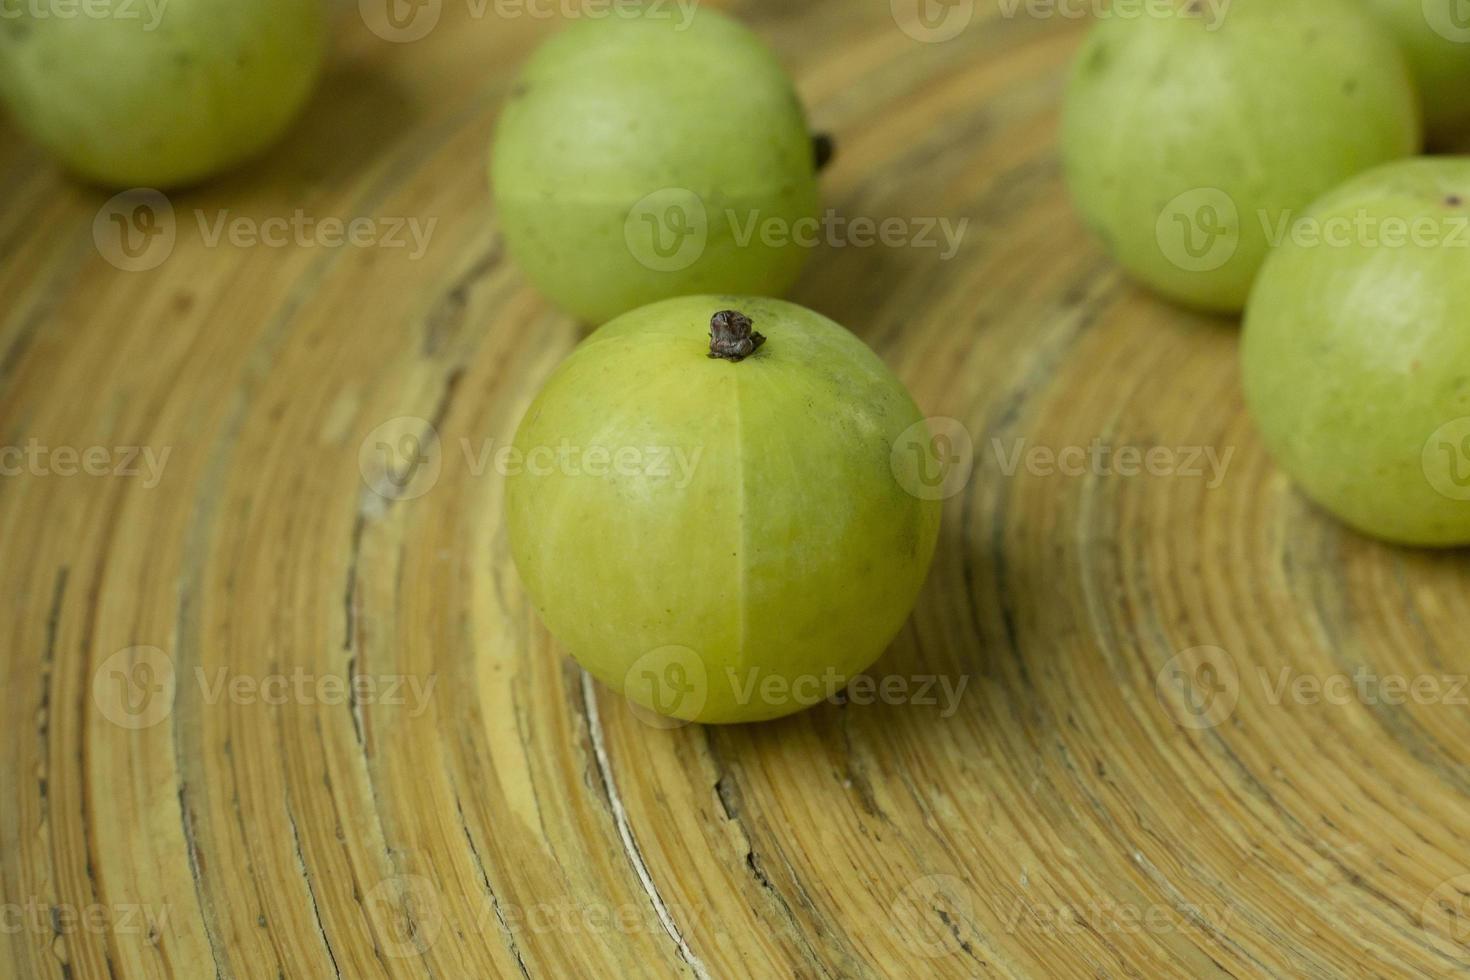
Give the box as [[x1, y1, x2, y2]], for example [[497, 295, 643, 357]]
[[1242, 157, 1470, 547], [0, 0, 326, 189], [1361, 0, 1470, 146], [1062, 0, 1422, 314], [505, 296, 941, 724], [490, 8, 819, 325]]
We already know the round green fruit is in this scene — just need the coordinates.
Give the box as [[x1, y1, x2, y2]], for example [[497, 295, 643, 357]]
[[490, 7, 821, 325], [1062, 0, 1421, 313], [1242, 157, 1470, 547], [1361, 0, 1470, 146], [0, 0, 326, 189], [505, 296, 942, 724]]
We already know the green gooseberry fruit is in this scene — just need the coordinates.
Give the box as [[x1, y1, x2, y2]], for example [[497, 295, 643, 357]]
[[0, 0, 327, 189], [490, 7, 822, 325], [1242, 157, 1470, 547], [1061, 0, 1422, 314], [505, 296, 942, 724], [1360, 0, 1470, 146]]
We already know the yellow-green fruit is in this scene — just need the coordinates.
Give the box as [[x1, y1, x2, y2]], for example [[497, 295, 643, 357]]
[[1242, 157, 1470, 547], [0, 0, 326, 189], [491, 7, 820, 325], [1361, 0, 1470, 146], [505, 296, 941, 724], [1062, 0, 1421, 313]]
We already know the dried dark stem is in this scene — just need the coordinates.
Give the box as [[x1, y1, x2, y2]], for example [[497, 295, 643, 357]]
[[708, 311, 765, 362]]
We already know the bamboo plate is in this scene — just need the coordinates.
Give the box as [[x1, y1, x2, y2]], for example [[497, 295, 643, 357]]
[[2, 2, 1468, 977]]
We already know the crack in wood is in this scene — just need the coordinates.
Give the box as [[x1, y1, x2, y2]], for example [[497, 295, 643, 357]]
[[702, 731, 835, 976], [451, 789, 532, 979], [283, 803, 344, 980], [36, 565, 68, 824], [422, 241, 504, 358], [579, 672, 710, 980]]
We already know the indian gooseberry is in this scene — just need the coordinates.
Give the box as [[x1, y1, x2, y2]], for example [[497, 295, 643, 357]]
[[1360, 0, 1470, 146], [1061, 0, 1421, 313], [1242, 157, 1470, 547], [0, 0, 327, 189], [490, 7, 822, 325], [505, 296, 942, 724]]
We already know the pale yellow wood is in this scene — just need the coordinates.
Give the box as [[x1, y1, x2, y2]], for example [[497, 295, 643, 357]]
[[2, 3, 1468, 977]]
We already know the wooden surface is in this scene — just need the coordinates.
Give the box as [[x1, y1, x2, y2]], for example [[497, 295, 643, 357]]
[[3, 2, 1469, 977]]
